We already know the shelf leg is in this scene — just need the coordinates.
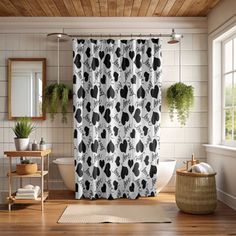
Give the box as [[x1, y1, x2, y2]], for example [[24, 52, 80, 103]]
[[8, 157, 12, 212], [47, 154, 49, 191], [41, 156, 44, 211]]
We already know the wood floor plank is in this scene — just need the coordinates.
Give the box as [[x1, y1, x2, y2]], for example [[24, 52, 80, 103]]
[[0, 191, 235, 236]]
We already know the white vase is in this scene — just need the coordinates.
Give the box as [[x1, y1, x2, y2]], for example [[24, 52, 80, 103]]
[[14, 138, 30, 151]]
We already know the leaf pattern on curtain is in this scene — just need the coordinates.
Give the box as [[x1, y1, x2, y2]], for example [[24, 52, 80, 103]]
[[73, 38, 162, 199]]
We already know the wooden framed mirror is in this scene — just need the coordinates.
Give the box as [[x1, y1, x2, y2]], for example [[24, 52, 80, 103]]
[[8, 58, 46, 120]]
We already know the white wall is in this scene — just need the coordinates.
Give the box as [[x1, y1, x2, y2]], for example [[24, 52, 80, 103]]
[[207, 0, 236, 210], [0, 17, 208, 202]]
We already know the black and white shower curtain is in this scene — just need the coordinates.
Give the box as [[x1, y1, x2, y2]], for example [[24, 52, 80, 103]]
[[73, 38, 162, 199]]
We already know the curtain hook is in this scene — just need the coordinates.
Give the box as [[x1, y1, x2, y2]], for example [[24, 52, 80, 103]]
[[139, 33, 141, 39]]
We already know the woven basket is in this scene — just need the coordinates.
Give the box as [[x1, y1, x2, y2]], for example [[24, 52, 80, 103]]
[[176, 169, 217, 214], [16, 163, 38, 175]]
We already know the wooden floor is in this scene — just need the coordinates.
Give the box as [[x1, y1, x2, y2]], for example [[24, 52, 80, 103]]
[[0, 191, 236, 236]]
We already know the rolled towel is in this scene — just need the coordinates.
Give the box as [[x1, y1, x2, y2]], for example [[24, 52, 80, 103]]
[[188, 162, 215, 174], [199, 162, 215, 174]]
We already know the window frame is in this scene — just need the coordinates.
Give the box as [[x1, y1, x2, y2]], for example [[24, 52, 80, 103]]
[[222, 33, 236, 146]]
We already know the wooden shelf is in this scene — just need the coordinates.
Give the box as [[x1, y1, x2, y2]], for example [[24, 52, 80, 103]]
[[5, 150, 51, 211], [9, 192, 49, 204], [4, 149, 51, 157], [8, 171, 48, 178]]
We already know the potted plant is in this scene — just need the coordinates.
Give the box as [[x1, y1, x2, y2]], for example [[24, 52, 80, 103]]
[[166, 82, 194, 126], [43, 83, 72, 123], [12, 117, 35, 151]]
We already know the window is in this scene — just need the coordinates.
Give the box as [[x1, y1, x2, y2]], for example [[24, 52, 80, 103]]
[[222, 34, 236, 144]]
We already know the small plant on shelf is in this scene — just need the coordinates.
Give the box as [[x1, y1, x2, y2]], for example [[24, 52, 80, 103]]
[[166, 82, 194, 126], [43, 83, 72, 123], [12, 117, 35, 151]]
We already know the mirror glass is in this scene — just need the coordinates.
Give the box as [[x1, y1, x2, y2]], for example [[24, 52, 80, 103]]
[[8, 59, 46, 120]]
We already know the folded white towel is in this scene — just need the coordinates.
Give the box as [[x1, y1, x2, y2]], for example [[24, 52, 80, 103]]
[[17, 186, 40, 194], [188, 162, 215, 174], [16, 185, 41, 199], [15, 195, 39, 200]]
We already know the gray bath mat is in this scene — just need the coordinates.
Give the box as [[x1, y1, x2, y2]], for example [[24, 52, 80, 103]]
[[58, 204, 171, 224]]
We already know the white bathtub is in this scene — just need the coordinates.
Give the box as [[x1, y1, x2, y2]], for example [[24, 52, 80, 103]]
[[53, 158, 176, 194]]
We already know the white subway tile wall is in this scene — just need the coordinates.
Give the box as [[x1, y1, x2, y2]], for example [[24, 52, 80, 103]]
[[0, 32, 207, 201]]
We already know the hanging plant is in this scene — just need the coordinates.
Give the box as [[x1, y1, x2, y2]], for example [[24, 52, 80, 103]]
[[166, 82, 194, 126], [43, 83, 72, 123]]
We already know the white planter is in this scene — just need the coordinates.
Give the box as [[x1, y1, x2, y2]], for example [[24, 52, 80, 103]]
[[14, 138, 29, 151]]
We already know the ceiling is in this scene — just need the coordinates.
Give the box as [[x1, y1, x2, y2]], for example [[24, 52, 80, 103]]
[[0, 0, 221, 17]]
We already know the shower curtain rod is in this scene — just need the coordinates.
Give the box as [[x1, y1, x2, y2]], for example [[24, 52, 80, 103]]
[[68, 33, 178, 38]]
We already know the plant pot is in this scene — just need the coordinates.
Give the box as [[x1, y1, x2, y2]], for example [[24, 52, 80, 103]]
[[16, 163, 38, 175], [14, 138, 29, 151]]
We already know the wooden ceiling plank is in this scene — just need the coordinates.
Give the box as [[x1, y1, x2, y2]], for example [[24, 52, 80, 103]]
[[138, 0, 151, 16], [186, 0, 208, 16], [153, 0, 168, 16], [146, 0, 160, 16], [63, 0, 77, 16], [99, 0, 108, 16], [176, 0, 194, 16], [116, 0, 125, 16], [108, 0, 116, 16], [161, 0, 176, 16], [43, 0, 61, 16], [0, 4, 9, 16], [9, 0, 32, 16], [167, 0, 185, 16], [124, 0, 133, 16], [131, 0, 142, 16], [200, 0, 220, 16], [71, 0, 85, 16], [80, 0, 93, 16], [25, 0, 47, 16], [90, 0, 100, 16], [0, 0, 21, 16], [35, 0, 54, 16], [45, 0, 62, 16], [52, 0, 70, 16]]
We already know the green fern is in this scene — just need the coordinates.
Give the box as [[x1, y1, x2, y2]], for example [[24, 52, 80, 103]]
[[166, 82, 194, 126], [43, 83, 72, 123]]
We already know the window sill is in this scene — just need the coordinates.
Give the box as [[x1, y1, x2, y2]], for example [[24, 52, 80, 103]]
[[203, 144, 236, 158]]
